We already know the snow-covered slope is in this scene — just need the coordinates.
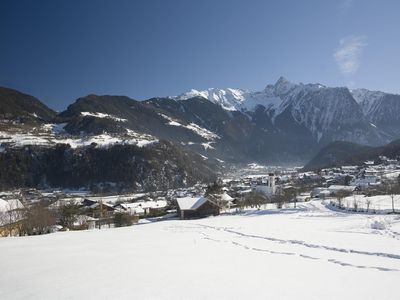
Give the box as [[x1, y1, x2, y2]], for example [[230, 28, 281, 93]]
[[1, 200, 399, 299]]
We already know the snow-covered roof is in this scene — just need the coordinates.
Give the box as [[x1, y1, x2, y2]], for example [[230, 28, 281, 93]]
[[49, 198, 82, 208], [221, 193, 234, 202], [0, 199, 23, 212], [328, 185, 356, 191], [89, 202, 115, 209], [176, 196, 207, 210], [120, 200, 167, 210], [320, 190, 331, 195]]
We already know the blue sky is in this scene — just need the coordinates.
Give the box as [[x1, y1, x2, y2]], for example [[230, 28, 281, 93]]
[[1, 0, 399, 110]]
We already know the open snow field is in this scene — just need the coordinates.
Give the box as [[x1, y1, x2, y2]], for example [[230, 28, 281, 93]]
[[1, 200, 400, 299]]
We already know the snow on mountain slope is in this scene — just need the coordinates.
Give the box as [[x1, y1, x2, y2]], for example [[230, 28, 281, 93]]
[[351, 89, 386, 116], [175, 77, 291, 112], [351, 89, 400, 137], [176, 88, 244, 111], [287, 87, 373, 142], [176, 77, 323, 114], [81, 111, 128, 122], [158, 113, 220, 141]]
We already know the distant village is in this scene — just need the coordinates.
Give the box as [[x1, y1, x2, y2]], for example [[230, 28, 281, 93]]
[[1, 156, 400, 237]]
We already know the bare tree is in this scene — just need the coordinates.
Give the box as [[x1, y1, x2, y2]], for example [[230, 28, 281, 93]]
[[335, 190, 351, 209], [382, 180, 400, 213], [365, 198, 372, 212], [352, 196, 359, 212], [245, 192, 268, 210], [0, 200, 25, 236], [236, 195, 246, 212], [0, 210, 8, 237], [284, 187, 297, 208], [272, 189, 293, 209], [20, 202, 56, 236], [389, 189, 399, 214]]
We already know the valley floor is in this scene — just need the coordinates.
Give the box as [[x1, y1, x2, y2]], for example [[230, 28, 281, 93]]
[[1, 200, 400, 299]]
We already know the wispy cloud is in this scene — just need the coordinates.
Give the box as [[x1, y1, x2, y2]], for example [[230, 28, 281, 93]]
[[340, 0, 354, 15], [334, 36, 367, 75]]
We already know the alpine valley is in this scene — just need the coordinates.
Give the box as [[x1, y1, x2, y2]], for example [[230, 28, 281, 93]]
[[1, 77, 400, 191]]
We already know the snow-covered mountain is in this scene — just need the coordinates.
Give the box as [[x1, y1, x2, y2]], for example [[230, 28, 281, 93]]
[[176, 77, 390, 146], [176, 86, 280, 112], [350, 88, 400, 137], [176, 77, 323, 112]]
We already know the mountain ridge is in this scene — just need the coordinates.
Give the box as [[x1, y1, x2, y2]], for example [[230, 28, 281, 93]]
[[1, 77, 400, 168]]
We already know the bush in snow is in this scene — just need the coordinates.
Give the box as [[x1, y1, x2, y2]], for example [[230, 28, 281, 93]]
[[113, 212, 133, 227], [370, 220, 386, 230]]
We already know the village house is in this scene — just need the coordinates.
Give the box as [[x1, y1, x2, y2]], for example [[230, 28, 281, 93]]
[[176, 196, 220, 220], [80, 199, 115, 218]]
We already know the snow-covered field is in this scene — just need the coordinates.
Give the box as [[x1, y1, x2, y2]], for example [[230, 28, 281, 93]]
[[340, 194, 400, 213], [1, 200, 400, 299]]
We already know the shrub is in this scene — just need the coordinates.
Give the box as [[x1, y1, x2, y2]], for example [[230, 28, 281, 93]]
[[113, 213, 133, 227]]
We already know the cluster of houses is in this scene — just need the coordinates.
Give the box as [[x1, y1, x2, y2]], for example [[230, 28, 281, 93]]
[[2, 158, 399, 237], [308, 157, 400, 198], [0, 183, 238, 236]]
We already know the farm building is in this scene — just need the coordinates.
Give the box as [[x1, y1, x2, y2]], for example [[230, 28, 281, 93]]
[[176, 196, 220, 220]]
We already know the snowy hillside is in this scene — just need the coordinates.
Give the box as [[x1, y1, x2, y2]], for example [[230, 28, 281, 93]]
[[0, 200, 399, 299]]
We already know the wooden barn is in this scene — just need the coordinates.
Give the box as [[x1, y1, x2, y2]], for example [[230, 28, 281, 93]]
[[176, 196, 220, 220]]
